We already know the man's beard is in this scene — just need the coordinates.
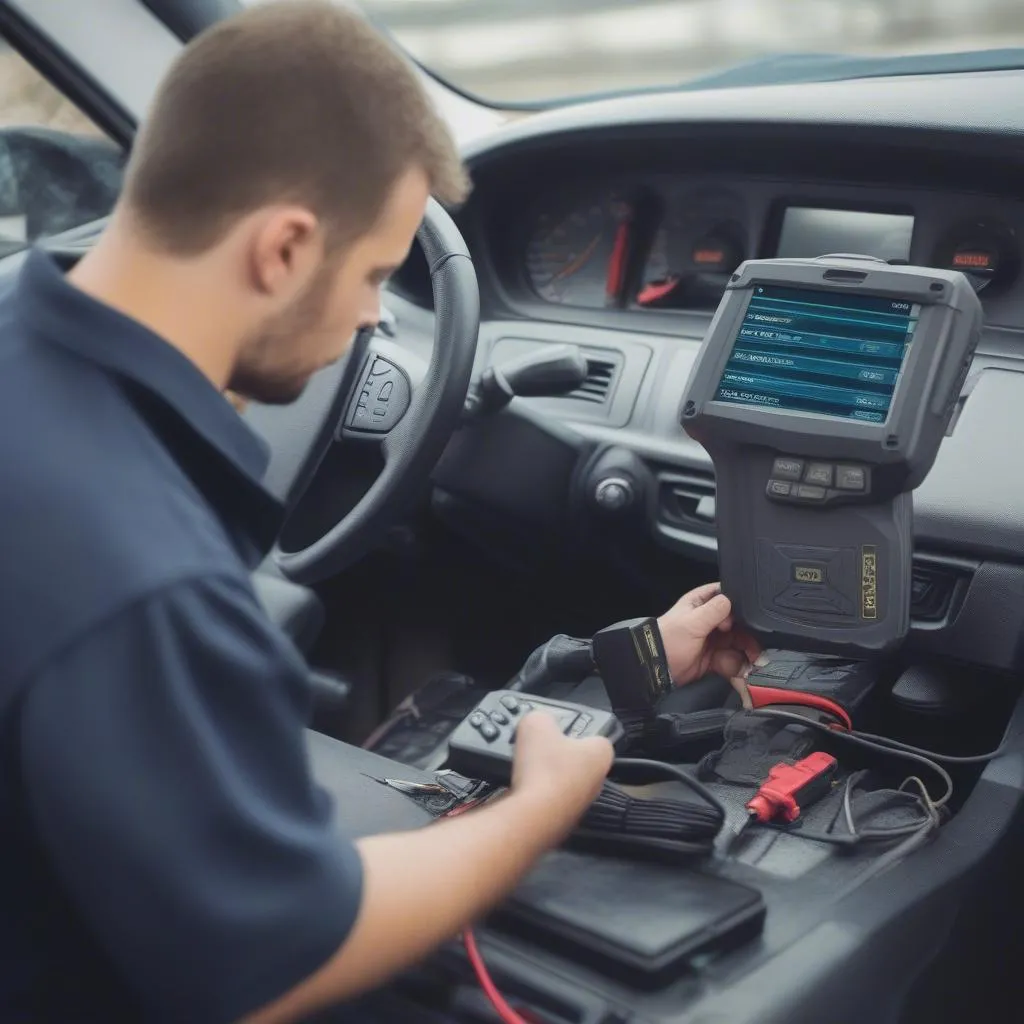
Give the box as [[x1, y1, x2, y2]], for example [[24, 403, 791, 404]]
[[228, 265, 336, 406]]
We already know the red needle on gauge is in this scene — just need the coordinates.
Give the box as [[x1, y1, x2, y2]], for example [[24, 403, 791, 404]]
[[637, 277, 680, 305], [606, 221, 629, 300]]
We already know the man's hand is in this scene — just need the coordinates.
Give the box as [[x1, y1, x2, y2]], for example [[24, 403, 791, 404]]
[[657, 582, 762, 699], [246, 712, 613, 1024], [511, 710, 614, 841]]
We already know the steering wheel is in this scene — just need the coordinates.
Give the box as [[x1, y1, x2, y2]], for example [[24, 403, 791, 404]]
[[244, 198, 479, 584]]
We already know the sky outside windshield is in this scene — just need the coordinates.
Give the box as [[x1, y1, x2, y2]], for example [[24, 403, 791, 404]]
[[244, 0, 1024, 104]]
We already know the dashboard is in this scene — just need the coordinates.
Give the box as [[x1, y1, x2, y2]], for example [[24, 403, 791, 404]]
[[388, 69, 1024, 675]]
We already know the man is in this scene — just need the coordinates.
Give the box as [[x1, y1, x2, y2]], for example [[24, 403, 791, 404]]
[[0, 4, 758, 1022]]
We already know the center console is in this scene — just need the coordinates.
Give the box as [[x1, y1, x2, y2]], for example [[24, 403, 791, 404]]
[[305, 664, 1024, 1024]]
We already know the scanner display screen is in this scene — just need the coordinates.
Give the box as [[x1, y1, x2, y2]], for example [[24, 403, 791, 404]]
[[714, 284, 919, 422]]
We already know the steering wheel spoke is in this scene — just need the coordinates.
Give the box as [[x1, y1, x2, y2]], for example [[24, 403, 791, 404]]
[[339, 337, 425, 442]]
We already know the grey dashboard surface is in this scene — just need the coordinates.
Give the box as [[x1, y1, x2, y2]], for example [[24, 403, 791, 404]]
[[463, 69, 1024, 156]]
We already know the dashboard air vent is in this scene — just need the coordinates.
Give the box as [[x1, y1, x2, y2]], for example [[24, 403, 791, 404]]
[[568, 357, 618, 404], [659, 471, 717, 531]]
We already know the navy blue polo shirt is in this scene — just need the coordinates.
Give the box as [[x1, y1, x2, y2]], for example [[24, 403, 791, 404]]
[[0, 250, 364, 1022]]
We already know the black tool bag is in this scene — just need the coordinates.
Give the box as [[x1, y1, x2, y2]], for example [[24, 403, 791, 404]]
[[697, 708, 834, 786]]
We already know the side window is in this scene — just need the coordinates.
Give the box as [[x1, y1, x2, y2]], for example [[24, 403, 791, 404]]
[[0, 43, 125, 257]]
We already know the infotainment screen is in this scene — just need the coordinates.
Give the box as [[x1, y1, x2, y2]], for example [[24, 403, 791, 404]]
[[713, 284, 919, 422], [777, 207, 913, 263]]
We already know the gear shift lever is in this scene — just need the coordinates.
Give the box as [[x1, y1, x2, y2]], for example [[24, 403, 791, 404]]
[[463, 344, 588, 419]]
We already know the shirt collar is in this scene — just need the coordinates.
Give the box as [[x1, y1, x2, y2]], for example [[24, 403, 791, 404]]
[[13, 248, 285, 566], [14, 247, 271, 485]]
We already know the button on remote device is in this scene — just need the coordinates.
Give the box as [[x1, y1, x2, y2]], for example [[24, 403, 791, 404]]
[[445, 690, 625, 786]]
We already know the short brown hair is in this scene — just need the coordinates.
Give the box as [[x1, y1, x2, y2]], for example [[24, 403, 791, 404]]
[[122, 0, 469, 255]]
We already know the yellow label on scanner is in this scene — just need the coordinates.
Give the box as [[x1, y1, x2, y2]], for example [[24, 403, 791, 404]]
[[861, 546, 878, 620], [642, 622, 659, 658]]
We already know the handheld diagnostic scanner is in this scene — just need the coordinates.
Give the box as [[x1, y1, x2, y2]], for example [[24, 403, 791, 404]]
[[680, 255, 982, 655]]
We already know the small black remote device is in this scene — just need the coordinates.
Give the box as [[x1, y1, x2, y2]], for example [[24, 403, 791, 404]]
[[445, 690, 625, 786]]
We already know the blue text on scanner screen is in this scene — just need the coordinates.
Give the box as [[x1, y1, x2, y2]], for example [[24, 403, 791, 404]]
[[714, 284, 919, 423]]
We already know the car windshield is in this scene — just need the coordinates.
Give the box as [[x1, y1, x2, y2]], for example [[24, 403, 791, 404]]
[[350, 0, 1024, 104]]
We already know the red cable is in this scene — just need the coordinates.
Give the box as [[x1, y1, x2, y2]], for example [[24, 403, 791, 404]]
[[446, 806, 539, 1022], [745, 685, 853, 731], [462, 928, 535, 1024]]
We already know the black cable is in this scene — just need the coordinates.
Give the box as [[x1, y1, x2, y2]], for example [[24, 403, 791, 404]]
[[833, 814, 941, 900], [743, 709, 955, 807], [610, 757, 731, 825], [851, 727, 1008, 765], [761, 773, 940, 847], [746, 706, 1010, 766]]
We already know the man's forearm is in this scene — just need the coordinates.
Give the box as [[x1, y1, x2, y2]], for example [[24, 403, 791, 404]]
[[243, 790, 564, 1024]]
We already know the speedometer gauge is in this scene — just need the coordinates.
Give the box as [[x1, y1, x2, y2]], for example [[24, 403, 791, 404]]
[[524, 191, 633, 307]]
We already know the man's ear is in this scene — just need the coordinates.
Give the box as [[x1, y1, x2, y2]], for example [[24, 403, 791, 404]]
[[246, 206, 323, 301]]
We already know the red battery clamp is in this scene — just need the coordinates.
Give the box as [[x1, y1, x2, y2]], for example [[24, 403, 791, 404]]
[[746, 752, 839, 823]]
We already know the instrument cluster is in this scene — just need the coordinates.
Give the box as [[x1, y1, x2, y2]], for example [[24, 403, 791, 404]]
[[523, 182, 748, 313], [519, 177, 1022, 316]]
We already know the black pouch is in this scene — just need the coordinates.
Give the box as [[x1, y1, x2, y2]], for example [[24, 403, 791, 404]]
[[697, 708, 831, 786]]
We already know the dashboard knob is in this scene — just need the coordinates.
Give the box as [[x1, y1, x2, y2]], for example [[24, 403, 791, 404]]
[[594, 476, 635, 511]]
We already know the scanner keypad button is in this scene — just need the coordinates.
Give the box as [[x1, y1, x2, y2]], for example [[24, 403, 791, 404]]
[[489, 711, 509, 726], [772, 457, 804, 480], [567, 714, 591, 737], [500, 695, 522, 714], [836, 465, 866, 491], [804, 463, 834, 487], [766, 479, 792, 498], [478, 721, 500, 742], [794, 484, 827, 501], [469, 711, 486, 727]]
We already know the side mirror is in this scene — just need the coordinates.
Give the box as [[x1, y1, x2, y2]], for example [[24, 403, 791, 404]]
[[0, 126, 125, 254]]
